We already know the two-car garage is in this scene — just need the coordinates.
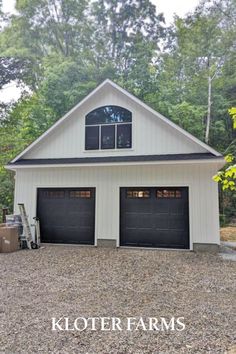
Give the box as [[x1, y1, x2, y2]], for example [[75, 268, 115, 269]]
[[9, 81, 223, 253], [37, 186, 189, 249]]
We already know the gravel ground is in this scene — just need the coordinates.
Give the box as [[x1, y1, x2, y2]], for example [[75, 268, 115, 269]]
[[0, 246, 236, 354]]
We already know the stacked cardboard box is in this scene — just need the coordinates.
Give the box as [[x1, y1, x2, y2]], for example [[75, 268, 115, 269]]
[[0, 224, 19, 253]]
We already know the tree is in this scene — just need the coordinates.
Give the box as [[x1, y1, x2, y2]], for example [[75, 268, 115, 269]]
[[90, 0, 165, 75], [213, 108, 236, 190], [175, 13, 226, 143], [15, 0, 91, 57], [0, 57, 29, 89]]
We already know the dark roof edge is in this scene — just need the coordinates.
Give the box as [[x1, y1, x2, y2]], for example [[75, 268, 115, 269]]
[[8, 153, 223, 166]]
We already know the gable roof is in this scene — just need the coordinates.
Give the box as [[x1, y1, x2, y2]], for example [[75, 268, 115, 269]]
[[11, 79, 222, 163]]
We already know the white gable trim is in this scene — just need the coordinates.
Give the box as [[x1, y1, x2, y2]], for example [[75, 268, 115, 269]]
[[11, 79, 221, 163]]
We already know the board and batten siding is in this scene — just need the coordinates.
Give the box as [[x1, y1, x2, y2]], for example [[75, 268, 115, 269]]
[[22, 85, 207, 160], [14, 163, 220, 248]]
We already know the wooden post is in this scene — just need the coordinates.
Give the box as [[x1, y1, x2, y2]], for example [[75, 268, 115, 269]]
[[2, 208, 9, 223]]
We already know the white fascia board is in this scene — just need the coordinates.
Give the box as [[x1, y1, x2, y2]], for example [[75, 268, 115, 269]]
[[5, 157, 226, 170], [11, 79, 222, 163]]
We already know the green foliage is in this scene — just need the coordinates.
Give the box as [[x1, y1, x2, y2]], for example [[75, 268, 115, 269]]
[[228, 107, 236, 129], [39, 58, 98, 117], [213, 108, 236, 192], [168, 102, 206, 139], [0, 57, 30, 89]]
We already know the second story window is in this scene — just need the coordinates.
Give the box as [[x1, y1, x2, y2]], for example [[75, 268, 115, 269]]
[[85, 106, 132, 150]]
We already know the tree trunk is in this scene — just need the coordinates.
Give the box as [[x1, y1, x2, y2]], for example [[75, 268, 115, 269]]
[[205, 74, 212, 144]]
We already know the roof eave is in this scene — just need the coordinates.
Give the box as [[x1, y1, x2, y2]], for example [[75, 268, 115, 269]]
[[5, 157, 226, 170]]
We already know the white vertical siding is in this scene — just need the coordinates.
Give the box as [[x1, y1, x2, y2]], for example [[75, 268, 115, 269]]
[[14, 163, 220, 247], [23, 85, 208, 159]]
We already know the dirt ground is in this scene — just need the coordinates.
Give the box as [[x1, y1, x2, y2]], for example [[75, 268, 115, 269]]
[[0, 246, 236, 354], [220, 227, 236, 242]]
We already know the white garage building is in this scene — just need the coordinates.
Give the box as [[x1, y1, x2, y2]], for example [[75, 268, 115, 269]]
[[7, 79, 225, 251]]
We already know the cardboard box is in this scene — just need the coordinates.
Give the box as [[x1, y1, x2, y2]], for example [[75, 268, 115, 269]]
[[0, 225, 19, 253]]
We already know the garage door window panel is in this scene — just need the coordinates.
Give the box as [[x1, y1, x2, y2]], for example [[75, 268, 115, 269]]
[[127, 190, 150, 198], [157, 189, 182, 198], [69, 190, 91, 198], [42, 191, 65, 199]]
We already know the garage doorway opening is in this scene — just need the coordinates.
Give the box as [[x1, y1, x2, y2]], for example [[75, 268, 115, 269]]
[[120, 187, 189, 249], [37, 188, 95, 245]]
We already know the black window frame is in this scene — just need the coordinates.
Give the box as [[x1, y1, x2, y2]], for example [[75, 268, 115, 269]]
[[101, 124, 115, 149], [85, 106, 132, 150], [85, 126, 100, 150], [117, 123, 132, 149]]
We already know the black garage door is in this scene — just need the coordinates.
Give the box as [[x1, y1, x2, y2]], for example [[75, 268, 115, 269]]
[[37, 188, 95, 244], [120, 187, 189, 249]]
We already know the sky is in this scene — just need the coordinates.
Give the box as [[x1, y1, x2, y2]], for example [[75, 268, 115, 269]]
[[0, 0, 200, 102]]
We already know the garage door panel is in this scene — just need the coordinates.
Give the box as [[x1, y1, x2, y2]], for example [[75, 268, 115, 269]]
[[41, 226, 66, 243], [168, 202, 185, 215], [65, 227, 94, 244], [154, 200, 170, 213], [122, 229, 155, 246], [154, 214, 170, 229], [37, 188, 95, 244], [42, 204, 66, 215], [120, 187, 189, 249], [124, 202, 152, 213], [43, 214, 67, 226], [152, 230, 187, 248], [66, 212, 94, 226], [67, 200, 94, 211], [123, 212, 153, 228], [168, 215, 188, 230]]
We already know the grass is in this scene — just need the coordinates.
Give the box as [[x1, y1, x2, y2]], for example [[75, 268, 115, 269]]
[[220, 226, 236, 242]]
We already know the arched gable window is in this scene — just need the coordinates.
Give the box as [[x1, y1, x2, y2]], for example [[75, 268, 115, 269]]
[[85, 106, 132, 150]]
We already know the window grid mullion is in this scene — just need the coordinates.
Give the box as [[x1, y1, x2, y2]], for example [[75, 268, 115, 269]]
[[115, 124, 117, 149], [86, 122, 130, 127], [99, 125, 101, 149]]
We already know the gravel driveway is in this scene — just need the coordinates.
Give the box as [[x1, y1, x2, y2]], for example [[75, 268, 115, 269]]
[[1, 246, 236, 354]]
